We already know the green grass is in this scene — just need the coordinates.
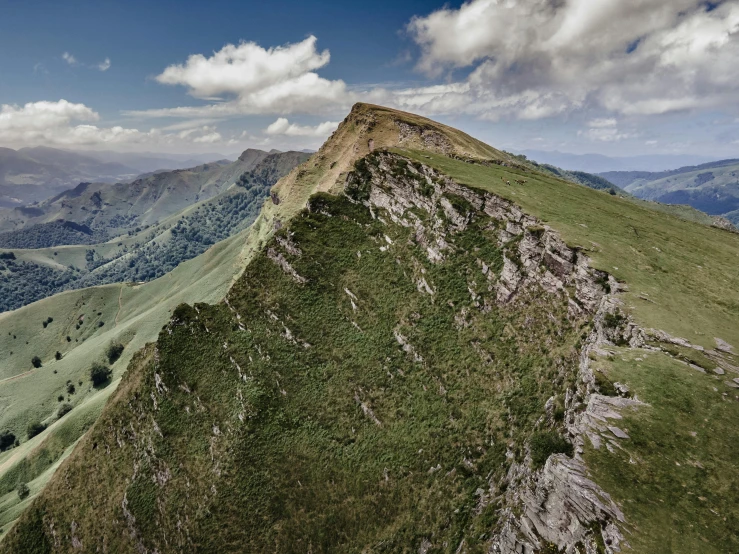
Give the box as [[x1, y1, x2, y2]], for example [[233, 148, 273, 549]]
[[4, 106, 739, 551], [397, 148, 739, 351], [587, 349, 739, 553], [1, 181, 583, 552], [0, 220, 257, 530]]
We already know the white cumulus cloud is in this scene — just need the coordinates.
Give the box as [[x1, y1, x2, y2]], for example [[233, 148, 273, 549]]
[[403, 0, 739, 120], [62, 52, 112, 72], [265, 117, 339, 137], [61, 52, 78, 65], [0, 100, 229, 148], [579, 118, 634, 142], [133, 36, 354, 118]]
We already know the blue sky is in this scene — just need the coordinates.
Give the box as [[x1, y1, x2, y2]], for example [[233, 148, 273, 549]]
[[1, 0, 739, 158]]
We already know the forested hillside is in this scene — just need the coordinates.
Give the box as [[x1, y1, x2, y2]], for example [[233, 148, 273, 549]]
[[0, 150, 310, 312]]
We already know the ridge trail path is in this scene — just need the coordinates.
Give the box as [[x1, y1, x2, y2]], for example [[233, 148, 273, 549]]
[[114, 284, 123, 327]]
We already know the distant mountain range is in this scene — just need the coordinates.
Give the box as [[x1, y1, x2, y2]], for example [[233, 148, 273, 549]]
[[0, 148, 311, 311], [0, 148, 307, 239], [520, 149, 720, 173], [0, 146, 231, 209], [598, 158, 739, 224]]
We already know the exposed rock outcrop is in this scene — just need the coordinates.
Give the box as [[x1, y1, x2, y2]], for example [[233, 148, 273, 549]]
[[347, 151, 636, 553]]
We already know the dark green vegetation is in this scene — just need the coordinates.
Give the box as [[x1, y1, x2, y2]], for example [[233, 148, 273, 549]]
[[601, 158, 739, 223], [0, 431, 15, 451], [0, 150, 309, 313], [0, 256, 80, 313], [89, 363, 112, 387], [530, 432, 574, 469], [0, 220, 105, 249], [56, 404, 73, 419], [70, 189, 267, 286], [2, 170, 581, 552], [106, 343, 124, 365], [26, 422, 45, 440], [16, 483, 29, 501], [237, 150, 309, 190]]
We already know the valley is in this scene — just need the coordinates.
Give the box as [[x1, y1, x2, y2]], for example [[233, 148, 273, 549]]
[[0, 150, 310, 312], [599, 159, 739, 226]]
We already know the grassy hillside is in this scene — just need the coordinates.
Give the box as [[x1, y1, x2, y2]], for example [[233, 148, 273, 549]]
[[398, 149, 739, 350], [0, 218, 259, 532], [0, 164, 587, 552], [2, 104, 739, 551]]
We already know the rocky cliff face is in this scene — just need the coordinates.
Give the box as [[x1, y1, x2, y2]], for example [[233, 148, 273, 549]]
[[3, 151, 642, 553], [353, 152, 640, 553]]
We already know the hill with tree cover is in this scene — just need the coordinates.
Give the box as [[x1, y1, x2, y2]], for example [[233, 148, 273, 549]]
[[0, 150, 310, 312], [599, 159, 739, 225], [0, 148, 301, 238], [2, 104, 739, 553]]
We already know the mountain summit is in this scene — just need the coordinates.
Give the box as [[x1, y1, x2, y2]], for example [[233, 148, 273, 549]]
[[2, 104, 739, 554]]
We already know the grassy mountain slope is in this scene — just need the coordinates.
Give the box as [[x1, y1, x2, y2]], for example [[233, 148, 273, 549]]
[[399, 149, 739, 349], [515, 153, 737, 231], [0, 157, 589, 553], [246, 103, 516, 254], [0, 220, 258, 532], [3, 104, 739, 552], [0, 150, 312, 528]]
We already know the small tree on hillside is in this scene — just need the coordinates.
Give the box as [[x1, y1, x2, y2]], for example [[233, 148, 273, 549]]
[[57, 404, 73, 419], [106, 342, 125, 364], [0, 430, 16, 451], [31, 356, 42, 368], [90, 362, 112, 387], [17, 482, 29, 500], [26, 421, 45, 439]]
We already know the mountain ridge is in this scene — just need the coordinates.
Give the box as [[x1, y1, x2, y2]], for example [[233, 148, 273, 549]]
[[0, 149, 311, 312], [2, 104, 738, 553], [0, 149, 309, 238]]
